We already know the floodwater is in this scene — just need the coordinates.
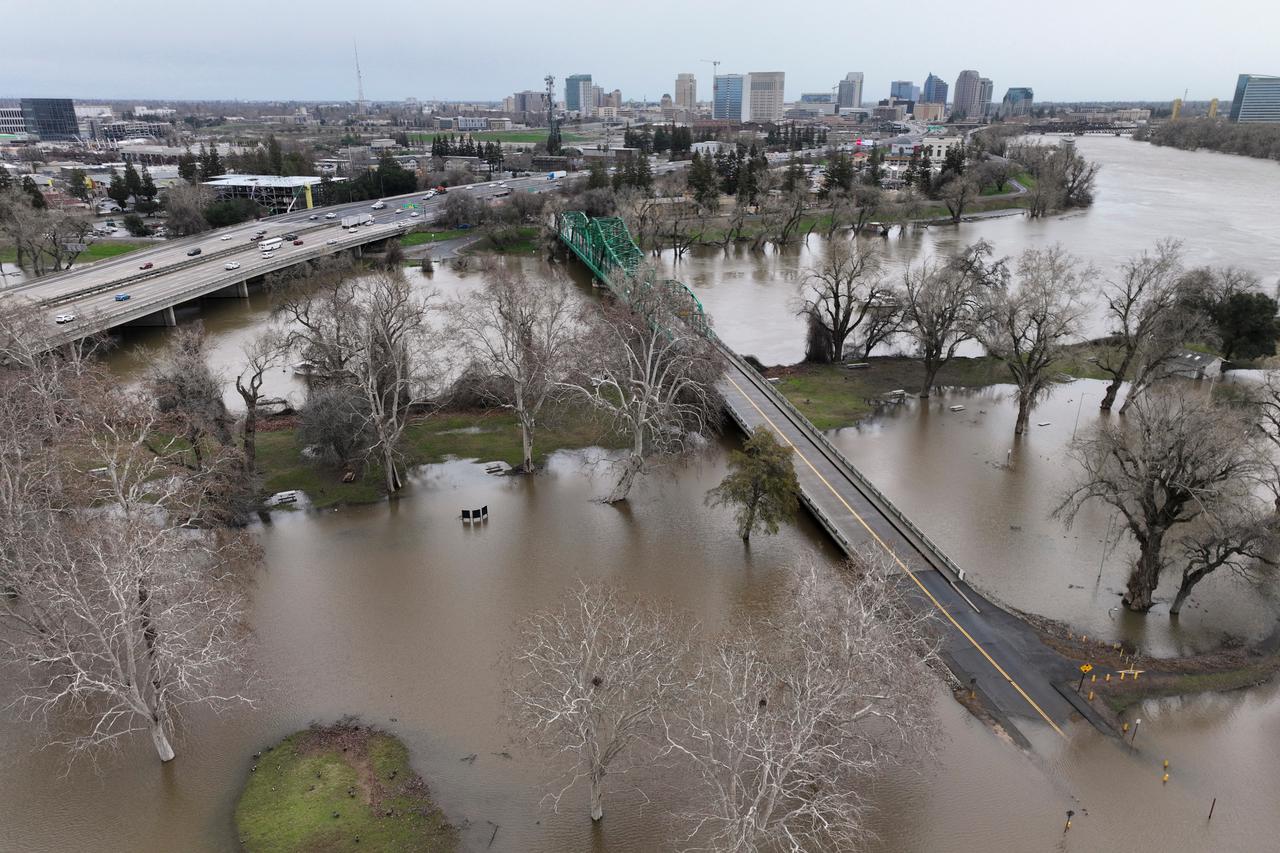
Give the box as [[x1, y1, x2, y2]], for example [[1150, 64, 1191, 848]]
[[673, 136, 1280, 365], [3, 137, 1280, 852]]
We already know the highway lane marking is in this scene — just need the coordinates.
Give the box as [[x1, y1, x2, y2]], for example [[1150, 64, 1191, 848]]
[[723, 372, 1067, 738]]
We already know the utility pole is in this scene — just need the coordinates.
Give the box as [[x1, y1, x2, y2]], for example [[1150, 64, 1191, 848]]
[[354, 40, 366, 116]]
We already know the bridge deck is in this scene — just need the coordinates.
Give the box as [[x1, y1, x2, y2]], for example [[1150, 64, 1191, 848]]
[[718, 353, 1080, 739]]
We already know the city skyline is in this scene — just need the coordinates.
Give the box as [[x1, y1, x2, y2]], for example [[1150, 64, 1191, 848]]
[[4, 0, 1274, 103]]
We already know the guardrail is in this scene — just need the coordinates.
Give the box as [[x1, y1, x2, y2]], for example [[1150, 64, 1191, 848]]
[[716, 341, 976, 599]]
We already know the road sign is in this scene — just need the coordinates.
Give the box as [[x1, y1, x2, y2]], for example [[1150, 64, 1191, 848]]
[[1079, 663, 1093, 673]]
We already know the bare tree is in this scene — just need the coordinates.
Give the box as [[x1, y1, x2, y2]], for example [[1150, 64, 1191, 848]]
[[1057, 390, 1270, 611], [1, 517, 255, 763], [269, 256, 361, 377], [976, 246, 1091, 435], [563, 276, 722, 503], [800, 242, 896, 363], [506, 581, 691, 821], [145, 322, 233, 470], [754, 185, 808, 250], [450, 265, 578, 472], [939, 174, 980, 223], [901, 241, 1006, 398], [347, 271, 438, 493], [668, 556, 938, 853], [1094, 240, 1205, 412], [234, 330, 284, 471], [162, 182, 213, 237], [1172, 509, 1279, 616]]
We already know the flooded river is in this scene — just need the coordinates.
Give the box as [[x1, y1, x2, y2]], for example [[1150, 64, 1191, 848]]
[[3, 137, 1280, 851]]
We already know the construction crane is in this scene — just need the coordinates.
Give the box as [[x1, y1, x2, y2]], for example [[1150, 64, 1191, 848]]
[[353, 40, 366, 115], [701, 60, 720, 113]]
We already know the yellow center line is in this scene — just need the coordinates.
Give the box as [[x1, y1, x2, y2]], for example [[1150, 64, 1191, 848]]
[[724, 373, 1066, 738]]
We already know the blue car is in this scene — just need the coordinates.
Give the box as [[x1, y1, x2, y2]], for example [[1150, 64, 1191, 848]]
[[114, 293, 130, 302]]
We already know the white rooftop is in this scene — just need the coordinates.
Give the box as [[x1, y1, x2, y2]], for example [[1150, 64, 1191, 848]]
[[203, 174, 327, 189]]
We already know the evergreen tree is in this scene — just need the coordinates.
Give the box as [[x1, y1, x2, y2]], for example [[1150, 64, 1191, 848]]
[[267, 135, 284, 175], [940, 144, 967, 179], [206, 145, 224, 178], [106, 170, 130, 209], [123, 161, 143, 199], [177, 148, 199, 183], [687, 152, 721, 210], [22, 176, 47, 210], [822, 152, 855, 196], [64, 167, 91, 201], [705, 426, 799, 542], [781, 159, 806, 192], [587, 158, 610, 189], [633, 154, 653, 189]]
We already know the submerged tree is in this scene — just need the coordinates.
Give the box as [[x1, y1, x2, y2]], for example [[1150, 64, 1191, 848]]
[[564, 275, 722, 503], [1057, 390, 1271, 612], [507, 581, 691, 821], [976, 246, 1091, 435], [450, 265, 578, 472], [668, 556, 939, 852], [706, 426, 799, 542], [900, 240, 1005, 398], [800, 242, 897, 364]]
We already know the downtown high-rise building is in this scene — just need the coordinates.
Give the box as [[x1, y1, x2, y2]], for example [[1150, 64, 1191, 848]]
[[1000, 87, 1035, 117], [890, 80, 914, 101], [952, 70, 982, 118], [675, 73, 697, 109], [978, 77, 994, 117], [1229, 74, 1280, 123], [746, 71, 786, 122], [922, 73, 949, 105], [837, 72, 864, 108], [713, 74, 746, 120], [18, 98, 79, 141], [564, 74, 592, 113]]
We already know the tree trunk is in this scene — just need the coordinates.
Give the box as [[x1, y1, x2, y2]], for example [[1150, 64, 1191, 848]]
[[605, 453, 643, 503], [1125, 536, 1164, 612], [242, 402, 257, 469], [384, 446, 403, 493], [520, 421, 534, 473], [1013, 390, 1033, 436], [920, 360, 940, 399], [589, 768, 605, 821], [1099, 376, 1123, 412], [740, 501, 756, 543], [1170, 567, 1210, 616], [150, 718, 175, 762]]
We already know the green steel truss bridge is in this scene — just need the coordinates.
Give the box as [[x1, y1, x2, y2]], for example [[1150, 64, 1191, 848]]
[[556, 211, 709, 335], [554, 210, 1091, 744]]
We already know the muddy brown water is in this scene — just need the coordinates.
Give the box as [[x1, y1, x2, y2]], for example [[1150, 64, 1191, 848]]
[[3, 137, 1280, 851]]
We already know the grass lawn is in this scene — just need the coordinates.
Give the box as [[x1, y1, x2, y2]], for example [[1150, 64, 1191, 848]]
[[0, 240, 142, 265], [771, 353, 1109, 430], [400, 229, 472, 247], [235, 722, 456, 853], [256, 406, 622, 509]]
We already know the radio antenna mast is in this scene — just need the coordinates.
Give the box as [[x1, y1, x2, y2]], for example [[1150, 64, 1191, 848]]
[[354, 40, 366, 115]]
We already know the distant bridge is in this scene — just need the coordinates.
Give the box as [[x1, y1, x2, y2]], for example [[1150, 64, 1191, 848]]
[[556, 211, 1101, 743]]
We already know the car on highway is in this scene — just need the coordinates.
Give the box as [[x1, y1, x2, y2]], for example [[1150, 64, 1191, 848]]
[[261, 252, 275, 259], [394, 208, 403, 214], [371, 201, 386, 210], [325, 212, 337, 219], [220, 235, 233, 241], [282, 234, 297, 241], [309, 214, 318, 220], [187, 248, 202, 256], [435, 186, 448, 194], [114, 294, 130, 302], [292, 239, 303, 246], [326, 239, 339, 245], [424, 190, 436, 199], [139, 261, 154, 270], [498, 182, 508, 187], [409, 211, 419, 218], [54, 313, 77, 324], [225, 262, 241, 270]]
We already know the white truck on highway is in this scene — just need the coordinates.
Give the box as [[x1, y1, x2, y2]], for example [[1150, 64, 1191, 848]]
[[341, 213, 374, 230]]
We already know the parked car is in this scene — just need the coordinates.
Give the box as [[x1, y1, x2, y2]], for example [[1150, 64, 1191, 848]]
[[225, 262, 241, 270], [54, 313, 76, 324], [292, 239, 303, 246], [139, 261, 153, 270], [325, 212, 337, 219], [186, 248, 201, 256], [114, 293, 130, 302]]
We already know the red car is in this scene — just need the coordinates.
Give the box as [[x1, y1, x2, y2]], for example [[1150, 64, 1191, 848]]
[[139, 262, 154, 270], [293, 239, 304, 246]]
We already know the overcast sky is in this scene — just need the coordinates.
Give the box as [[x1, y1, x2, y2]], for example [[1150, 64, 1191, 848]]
[[4, 0, 1275, 103]]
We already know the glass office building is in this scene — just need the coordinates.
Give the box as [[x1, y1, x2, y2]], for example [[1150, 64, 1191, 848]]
[[20, 98, 79, 141], [1229, 74, 1280, 123]]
